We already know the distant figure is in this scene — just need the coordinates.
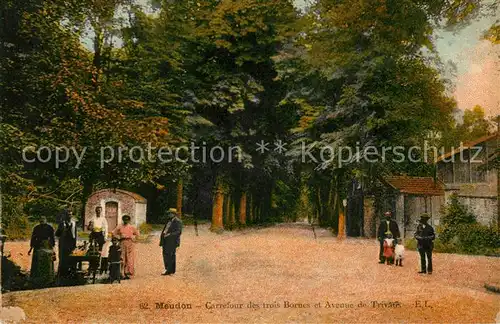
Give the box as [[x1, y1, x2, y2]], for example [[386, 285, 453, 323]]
[[377, 211, 400, 264], [415, 213, 435, 274], [394, 239, 405, 267], [108, 237, 122, 283], [29, 217, 56, 287], [112, 215, 139, 279], [160, 208, 182, 276], [88, 206, 108, 251], [0, 228, 7, 256], [383, 234, 395, 265], [55, 209, 77, 278]]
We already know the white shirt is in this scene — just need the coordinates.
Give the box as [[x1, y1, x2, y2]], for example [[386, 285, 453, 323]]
[[69, 219, 77, 239], [90, 217, 108, 238]]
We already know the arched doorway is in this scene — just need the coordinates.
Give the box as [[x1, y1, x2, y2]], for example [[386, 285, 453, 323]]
[[105, 201, 119, 231]]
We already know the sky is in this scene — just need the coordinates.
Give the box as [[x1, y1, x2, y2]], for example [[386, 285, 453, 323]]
[[435, 17, 499, 117]]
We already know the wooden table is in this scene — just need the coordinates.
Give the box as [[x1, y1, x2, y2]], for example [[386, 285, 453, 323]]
[[67, 254, 101, 284]]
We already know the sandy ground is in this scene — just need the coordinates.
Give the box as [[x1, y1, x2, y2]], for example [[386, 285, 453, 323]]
[[2, 223, 500, 323]]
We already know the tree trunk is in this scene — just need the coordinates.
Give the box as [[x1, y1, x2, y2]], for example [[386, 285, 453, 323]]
[[176, 179, 183, 218], [211, 184, 224, 232], [338, 199, 346, 240], [328, 179, 334, 225], [230, 197, 236, 226], [496, 118, 499, 232], [239, 192, 247, 225], [248, 194, 253, 223]]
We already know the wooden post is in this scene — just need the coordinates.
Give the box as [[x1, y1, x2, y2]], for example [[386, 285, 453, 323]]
[[176, 179, 183, 218]]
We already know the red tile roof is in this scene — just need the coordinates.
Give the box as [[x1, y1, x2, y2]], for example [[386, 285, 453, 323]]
[[91, 189, 147, 203], [383, 176, 445, 196]]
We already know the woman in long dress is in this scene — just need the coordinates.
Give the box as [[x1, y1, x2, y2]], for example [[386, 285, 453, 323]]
[[29, 217, 55, 288], [112, 215, 139, 279], [30, 240, 55, 288]]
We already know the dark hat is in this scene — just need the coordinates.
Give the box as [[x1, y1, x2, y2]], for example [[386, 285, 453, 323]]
[[111, 236, 119, 241], [420, 213, 431, 220], [122, 215, 131, 221]]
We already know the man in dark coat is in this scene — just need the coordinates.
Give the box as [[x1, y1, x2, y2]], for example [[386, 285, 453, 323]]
[[415, 213, 435, 274], [55, 209, 77, 277], [160, 208, 183, 276], [377, 211, 400, 264]]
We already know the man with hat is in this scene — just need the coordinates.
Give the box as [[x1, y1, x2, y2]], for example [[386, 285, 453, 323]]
[[377, 211, 400, 264], [160, 208, 183, 276], [415, 213, 435, 274], [112, 215, 139, 279]]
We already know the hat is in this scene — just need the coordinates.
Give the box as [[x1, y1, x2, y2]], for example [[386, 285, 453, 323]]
[[111, 236, 119, 242], [122, 215, 131, 221], [168, 208, 177, 214], [420, 213, 431, 220]]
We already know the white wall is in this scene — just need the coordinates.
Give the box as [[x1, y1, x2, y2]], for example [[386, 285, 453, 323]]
[[135, 202, 147, 227]]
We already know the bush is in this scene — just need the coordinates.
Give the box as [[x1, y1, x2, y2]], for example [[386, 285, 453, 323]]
[[4, 216, 32, 240], [452, 223, 500, 254], [431, 193, 500, 256], [2, 195, 32, 240], [440, 194, 476, 227]]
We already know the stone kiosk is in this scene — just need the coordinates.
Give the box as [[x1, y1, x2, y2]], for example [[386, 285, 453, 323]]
[[84, 189, 147, 232]]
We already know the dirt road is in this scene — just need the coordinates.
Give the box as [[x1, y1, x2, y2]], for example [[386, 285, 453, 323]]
[[2, 223, 500, 323]]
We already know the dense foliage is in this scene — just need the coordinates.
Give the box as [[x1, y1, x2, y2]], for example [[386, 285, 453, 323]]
[[0, 0, 498, 237], [437, 194, 500, 255]]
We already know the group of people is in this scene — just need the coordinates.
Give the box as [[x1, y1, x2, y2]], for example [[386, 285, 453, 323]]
[[28, 206, 183, 287], [377, 211, 436, 274]]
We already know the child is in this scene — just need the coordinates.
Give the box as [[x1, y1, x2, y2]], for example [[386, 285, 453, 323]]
[[383, 234, 395, 265], [108, 237, 122, 283], [394, 239, 405, 266]]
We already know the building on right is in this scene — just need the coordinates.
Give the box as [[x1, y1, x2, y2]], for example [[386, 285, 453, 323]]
[[436, 133, 499, 227]]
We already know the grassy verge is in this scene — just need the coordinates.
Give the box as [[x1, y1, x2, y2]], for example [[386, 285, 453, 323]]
[[405, 238, 500, 257]]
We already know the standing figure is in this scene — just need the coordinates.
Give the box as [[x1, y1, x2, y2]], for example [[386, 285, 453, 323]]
[[55, 210, 77, 278], [394, 239, 405, 267], [377, 211, 400, 264], [415, 213, 435, 274], [29, 217, 56, 287], [112, 215, 139, 279], [88, 206, 108, 252], [383, 234, 395, 265], [160, 208, 183, 276], [108, 237, 122, 283]]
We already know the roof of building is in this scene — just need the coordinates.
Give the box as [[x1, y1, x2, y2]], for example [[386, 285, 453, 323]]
[[436, 132, 498, 163], [90, 189, 147, 203], [382, 176, 445, 196]]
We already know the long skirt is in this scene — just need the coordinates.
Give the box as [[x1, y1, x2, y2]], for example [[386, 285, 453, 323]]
[[120, 239, 135, 277], [31, 248, 55, 288]]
